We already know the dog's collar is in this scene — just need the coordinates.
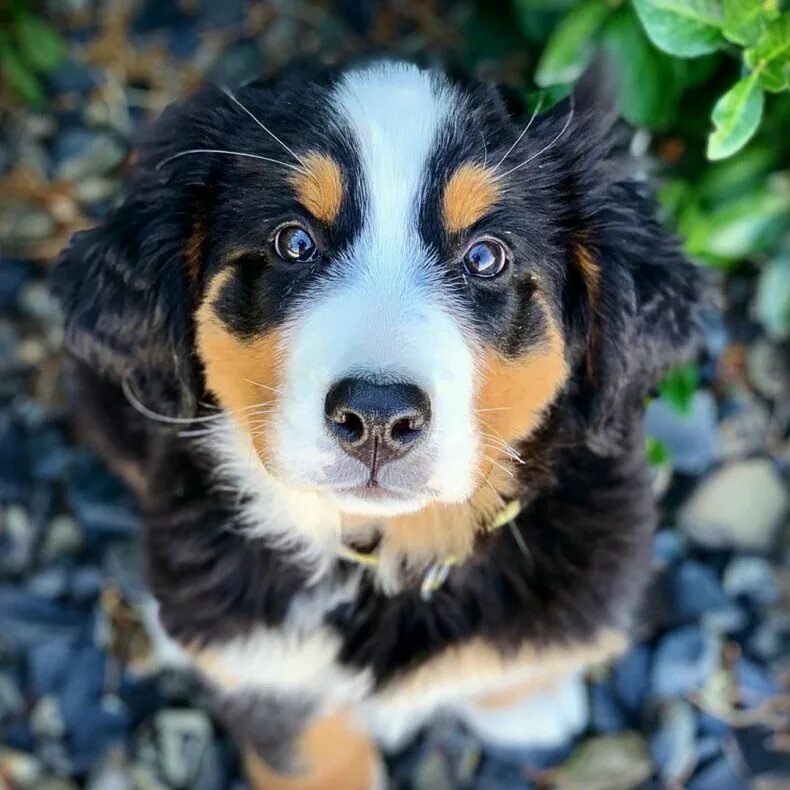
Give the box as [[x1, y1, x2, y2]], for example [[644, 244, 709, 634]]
[[336, 499, 522, 600]]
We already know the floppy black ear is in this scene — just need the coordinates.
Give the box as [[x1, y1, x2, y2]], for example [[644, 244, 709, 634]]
[[548, 64, 707, 447], [52, 92, 216, 415]]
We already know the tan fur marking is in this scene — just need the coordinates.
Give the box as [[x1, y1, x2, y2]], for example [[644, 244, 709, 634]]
[[476, 309, 568, 450], [443, 162, 500, 233], [376, 630, 627, 709], [195, 270, 282, 465], [244, 712, 379, 790], [574, 242, 602, 382], [291, 152, 344, 224], [185, 217, 207, 283]]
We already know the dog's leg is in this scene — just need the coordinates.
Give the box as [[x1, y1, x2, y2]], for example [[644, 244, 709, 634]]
[[243, 711, 384, 790]]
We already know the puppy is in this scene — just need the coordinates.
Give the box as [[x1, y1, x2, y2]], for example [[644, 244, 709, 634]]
[[54, 59, 703, 787]]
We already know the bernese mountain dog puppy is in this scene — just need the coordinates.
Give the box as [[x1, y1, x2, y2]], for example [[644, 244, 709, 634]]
[[54, 59, 703, 787]]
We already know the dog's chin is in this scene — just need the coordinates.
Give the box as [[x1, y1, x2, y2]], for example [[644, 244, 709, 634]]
[[322, 486, 434, 517]]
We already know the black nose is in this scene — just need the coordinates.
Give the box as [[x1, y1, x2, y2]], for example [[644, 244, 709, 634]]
[[324, 377, 431, 470]]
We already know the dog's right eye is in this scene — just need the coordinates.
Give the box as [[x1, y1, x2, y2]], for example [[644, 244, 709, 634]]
[[273, 224, 318, 262]]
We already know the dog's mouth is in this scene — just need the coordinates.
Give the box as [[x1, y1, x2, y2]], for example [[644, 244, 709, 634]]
[[332, 484, 419, 501], [316, 480, 440, 515]]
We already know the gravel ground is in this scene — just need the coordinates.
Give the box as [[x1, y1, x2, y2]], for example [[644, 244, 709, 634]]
[[0, 1, 788, 788]]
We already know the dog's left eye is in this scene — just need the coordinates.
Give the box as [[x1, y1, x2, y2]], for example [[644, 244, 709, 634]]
[[274, 224, 318, 262], [462, 239, 508, 278]]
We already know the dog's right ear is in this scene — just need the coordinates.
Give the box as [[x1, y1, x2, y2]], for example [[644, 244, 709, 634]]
[[52, 89, 219, 414]]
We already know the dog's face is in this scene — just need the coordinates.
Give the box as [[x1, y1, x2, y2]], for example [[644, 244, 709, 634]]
[[56, 60, 701, 525], [193, 63, 568, 517]]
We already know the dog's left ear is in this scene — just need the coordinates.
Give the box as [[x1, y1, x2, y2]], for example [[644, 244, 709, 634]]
[[546, 63, 707, 446], [52, 90, 218, 415]]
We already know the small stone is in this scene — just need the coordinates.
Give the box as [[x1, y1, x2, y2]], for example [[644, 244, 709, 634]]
[[652, 529, 687, 567], [0, 202, 56, 243], [754, 255, 790, 340], [734, 658, 778, 708], [723, 557, 780, 607], [0, 671, 24, 721], [687, 755, 747, 790], [154, 709, 214, 788], [679, 459, 788, 551], [414, 749, 454, 790], [49, 60, 101, 96], [28, 565, 71, 599], [54, 129, 126, 182], [611, 644, 651, 715], [651, 625, 720, 698], [0, 260, 35, 311], [671, 560, 731, 621], [86, 747, 132, 790], [555, 732, 652, 790], [73, 176, 120, 206], [588, 682, 629, 734], [29, 637, 74, 696], [70, 565, 103, 604], [41, 515, 84, 562], [649, 698, 697, 784], [717, 388, 770, 461], [0, 747, 43, 785], [16, 337, 48, 366], [31, 695, 67, 739], [0, 505, 35, 575], [19, 281, 62, 325], [746, 339, 787, 401], [644, 391, 718, 474], [748, 613, 790, 662]]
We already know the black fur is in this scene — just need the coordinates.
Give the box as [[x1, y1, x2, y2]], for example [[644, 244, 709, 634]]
[[53, 59, 705, 761]]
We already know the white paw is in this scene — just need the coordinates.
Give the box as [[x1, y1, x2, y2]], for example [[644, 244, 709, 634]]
[[453, 674, 589, 749]]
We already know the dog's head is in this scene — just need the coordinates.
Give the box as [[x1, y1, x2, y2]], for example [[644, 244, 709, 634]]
[[55, 60, 702, 522]]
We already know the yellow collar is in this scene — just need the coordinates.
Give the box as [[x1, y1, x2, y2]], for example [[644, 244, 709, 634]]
[[336, 499, 522, 600]]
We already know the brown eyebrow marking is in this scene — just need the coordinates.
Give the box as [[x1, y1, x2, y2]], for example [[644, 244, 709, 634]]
[[290, 152, 344, 224], [443, 162, 500, 233]]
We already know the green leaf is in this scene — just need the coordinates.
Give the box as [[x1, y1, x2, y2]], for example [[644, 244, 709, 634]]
[[723, 0, 764, 46], [535, 0, 611, 86], [646, 436, 671, 467], [632, 0, 724, 57], [682, 177, 790, 263], [602, 8, 688, 129], [707, 74, 764, 160], [745, 13, 790, 67], [757, 58, 790, 91], [14, 13, 65, 74], [659, 363, 700, 416], [1, 45, 45, 106]]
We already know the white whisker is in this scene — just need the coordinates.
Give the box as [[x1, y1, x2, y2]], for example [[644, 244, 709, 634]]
[[122, 378, 223, 425], [495, 95, 575, 180], [493, 93, 545, 170], [509, 522, 533, 565], [156, 149, 305, 173], [220, 86, 309, 170], [482, 455, 514, 478], [244, 379, 283, 394]]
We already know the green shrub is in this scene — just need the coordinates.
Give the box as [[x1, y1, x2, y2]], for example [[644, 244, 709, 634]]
[[0, 0, 65, 107]]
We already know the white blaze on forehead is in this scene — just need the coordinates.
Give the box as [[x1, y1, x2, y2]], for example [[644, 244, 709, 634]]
[[269, 62, 480, 514], [333, 61, 457, 270]]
